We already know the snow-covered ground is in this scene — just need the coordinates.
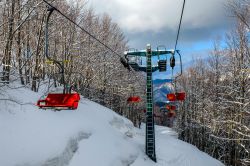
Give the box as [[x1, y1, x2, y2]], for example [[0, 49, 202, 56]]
[[0, 84, 224, 166]]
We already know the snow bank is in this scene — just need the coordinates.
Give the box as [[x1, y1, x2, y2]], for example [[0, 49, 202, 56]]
[[0, 85, 224, 166]]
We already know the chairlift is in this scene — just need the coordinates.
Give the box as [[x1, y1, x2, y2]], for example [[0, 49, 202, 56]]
[[37, 93, 80, 110], [167, 93, 176, 101], [166, 50, 186, 102], [37, 7, 80, 110], [166, 104, 176, 111], [127, 96, 141, 103], [176, 92, 186, 101], [127, 85, 142, 104], [167, 92, 186, 101]]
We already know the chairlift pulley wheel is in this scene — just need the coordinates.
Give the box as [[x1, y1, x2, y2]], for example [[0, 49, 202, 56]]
[[170, 56, 175, 68]]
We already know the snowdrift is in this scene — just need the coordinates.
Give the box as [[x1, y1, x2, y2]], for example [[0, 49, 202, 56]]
[[0, 85, 224, 166]]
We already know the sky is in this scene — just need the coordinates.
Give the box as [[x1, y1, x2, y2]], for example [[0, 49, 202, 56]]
[[87, 0, 235, 79]]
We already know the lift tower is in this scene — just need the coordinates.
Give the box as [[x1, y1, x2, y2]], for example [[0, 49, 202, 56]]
[[125, 44, 173, 162]]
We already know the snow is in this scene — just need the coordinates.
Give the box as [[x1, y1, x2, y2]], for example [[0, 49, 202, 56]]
[[0, 84, 224, 166]]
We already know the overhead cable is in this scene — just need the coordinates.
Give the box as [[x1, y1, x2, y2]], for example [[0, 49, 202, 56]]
[[174, 0, 186, 52], [43, 0, 123, 59]]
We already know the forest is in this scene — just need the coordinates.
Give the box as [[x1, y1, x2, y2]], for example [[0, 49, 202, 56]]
[[176, 1, 250, 165]]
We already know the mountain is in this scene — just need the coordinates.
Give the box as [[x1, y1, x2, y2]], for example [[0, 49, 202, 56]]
[[153, 79, 173, 84], [153, 79, 174, 106]]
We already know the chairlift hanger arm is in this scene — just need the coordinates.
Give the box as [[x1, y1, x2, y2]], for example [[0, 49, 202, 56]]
[[45, 6, 67, 92], [45, 7, 64, 71], [43, 0, 126, 65], [174, 50, 183, 79]]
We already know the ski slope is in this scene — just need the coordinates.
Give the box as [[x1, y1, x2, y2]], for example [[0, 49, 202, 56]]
[[0, 84, 224, 166]]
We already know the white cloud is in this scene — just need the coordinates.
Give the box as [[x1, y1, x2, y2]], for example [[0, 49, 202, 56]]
[[86, 0, 235, 52], [88, 0, 230, 33]]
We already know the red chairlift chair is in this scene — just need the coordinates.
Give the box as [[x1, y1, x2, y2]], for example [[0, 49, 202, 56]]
[[37, 93, 80, 110], [166, 50, 186, 102], [167, 93, 176, 101], [167, 92, 186, 101], [127, 96, 141, 103], [166, 104, 176, 111], [175, 92, 186, 101], [37, 8, 81, 110]]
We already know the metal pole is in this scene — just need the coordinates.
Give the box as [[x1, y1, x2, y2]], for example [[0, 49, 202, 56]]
[[145, 44, 156, 162], [45, 7, 65, 93]]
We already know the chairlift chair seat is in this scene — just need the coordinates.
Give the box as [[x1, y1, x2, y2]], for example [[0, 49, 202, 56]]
[[37, 93, 80, 110]]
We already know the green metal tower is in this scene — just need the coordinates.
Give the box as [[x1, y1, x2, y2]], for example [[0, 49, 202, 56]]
[[145, 44, 156, 161], [125, 44, 173, 162]]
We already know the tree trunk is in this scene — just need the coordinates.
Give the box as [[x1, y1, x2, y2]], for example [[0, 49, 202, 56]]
[[2, 0, 15, 83], [16, 0, 24, 85]]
